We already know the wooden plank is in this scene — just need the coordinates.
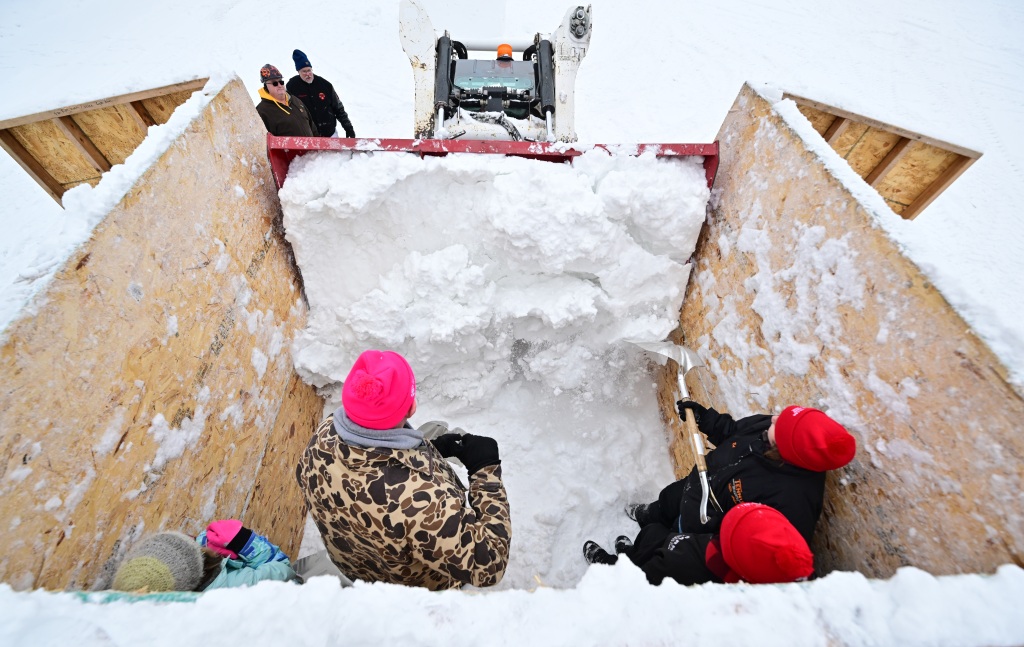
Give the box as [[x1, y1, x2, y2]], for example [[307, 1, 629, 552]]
[[71, 104, 148, 167], [54, 116, 112, 173], [0, 129, 65, 204], [793, 103, 835, 137], [141, 90, 194, 124], [823, 116, 849, 145], [784, 92, 981, 159], [865, 136, 912, 187], [0, 79, 320, 591], [875, 144, 959, 209], [901, 154, 975, 220], [832, 121, 869, 159], [6, 120, 98, 185], [0, 78, 208, 130], [130, 101, 157, 128]]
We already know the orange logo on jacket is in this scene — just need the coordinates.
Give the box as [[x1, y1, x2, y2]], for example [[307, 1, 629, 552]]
[[728, 478, 744, 504]]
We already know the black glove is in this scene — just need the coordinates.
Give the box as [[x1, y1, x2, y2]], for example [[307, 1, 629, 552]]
[[676, 400, 707, 425], [431, 433, 500, 474]]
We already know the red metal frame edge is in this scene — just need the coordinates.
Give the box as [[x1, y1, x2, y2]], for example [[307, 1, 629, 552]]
[[267, 136, 719, 190]]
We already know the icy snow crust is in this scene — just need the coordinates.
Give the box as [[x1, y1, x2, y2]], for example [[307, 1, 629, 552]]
[[280, 149, 708, 589]]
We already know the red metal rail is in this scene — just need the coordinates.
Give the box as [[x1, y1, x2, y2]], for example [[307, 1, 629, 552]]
[[266, 136, 719, 190]]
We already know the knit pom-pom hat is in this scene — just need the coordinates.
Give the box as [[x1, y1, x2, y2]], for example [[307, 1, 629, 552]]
[[774, 405, 856, 471], [112, 531, 204, 592], [259, 63, 283, 84], [342, 350, 416, 430], [720, 503, 814, 584]]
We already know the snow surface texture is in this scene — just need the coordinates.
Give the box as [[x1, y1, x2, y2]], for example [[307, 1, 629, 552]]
[[280, 150, 708, 589], [1, 0, 1022, 386], [3, 565, 1024, 647]]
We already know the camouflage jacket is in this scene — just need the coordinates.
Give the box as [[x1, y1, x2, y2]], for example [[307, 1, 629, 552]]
[[296, 415, 511, 590]]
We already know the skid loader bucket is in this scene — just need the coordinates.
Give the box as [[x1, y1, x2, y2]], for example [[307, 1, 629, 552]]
[[266, 136, 719, 190]]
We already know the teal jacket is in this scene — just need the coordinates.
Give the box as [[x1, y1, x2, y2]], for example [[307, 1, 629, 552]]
[[196, 530, 296, 589]]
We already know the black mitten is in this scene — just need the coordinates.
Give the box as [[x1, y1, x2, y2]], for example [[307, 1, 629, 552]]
[[433, 433, 500, 474], [677, 400, 708, 425]]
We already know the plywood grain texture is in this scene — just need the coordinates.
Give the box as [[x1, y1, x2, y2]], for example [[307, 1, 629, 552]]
[[0, 78, 322, 591], [10, 119, 98, 185], [665, 84, 1023, 579], [72, 104, 149, 166]]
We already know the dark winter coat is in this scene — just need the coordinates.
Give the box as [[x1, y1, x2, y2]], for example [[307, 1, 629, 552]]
[[647, 408, 826, 544], [295, 415, 511, 591], [286, 75, 355, 138], [256, 88, 316, 137], [624, 522, 720, 586]]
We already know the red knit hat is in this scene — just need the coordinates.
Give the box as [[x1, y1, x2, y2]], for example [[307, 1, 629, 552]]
[[720, 503, 814, 584], [774, 405, 856, 471], [342, 350, 416, 430]]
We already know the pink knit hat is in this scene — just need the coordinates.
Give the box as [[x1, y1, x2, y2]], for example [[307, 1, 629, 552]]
[[720, 503, 814, 584], [774, 406, 856, 472], [342, 350, 416, 430]]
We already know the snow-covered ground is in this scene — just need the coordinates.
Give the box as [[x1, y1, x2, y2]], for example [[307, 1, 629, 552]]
[[2, 0, 1024, 645]]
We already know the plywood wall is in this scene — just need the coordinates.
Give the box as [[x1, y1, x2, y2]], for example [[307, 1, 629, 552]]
[[0, 77, 323, 591], [664, 83, 1023, 579]]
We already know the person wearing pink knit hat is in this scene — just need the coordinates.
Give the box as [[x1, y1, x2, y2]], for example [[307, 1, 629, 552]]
[[619, 401, 856, 553], [296, 349, 512, 591]]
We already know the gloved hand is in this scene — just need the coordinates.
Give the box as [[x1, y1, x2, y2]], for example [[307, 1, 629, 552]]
[[432, 433, 500, 474], [677, 400, 707, 426]]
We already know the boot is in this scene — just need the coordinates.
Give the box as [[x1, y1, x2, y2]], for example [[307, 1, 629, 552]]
[[583, 540, 617, 565], [625, 502, 654, 526], [614, 535, 634, 554]]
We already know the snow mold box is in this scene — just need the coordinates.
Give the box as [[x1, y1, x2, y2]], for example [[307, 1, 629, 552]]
[[664, 83, 1024, 579], [0, 77, 323, 591]]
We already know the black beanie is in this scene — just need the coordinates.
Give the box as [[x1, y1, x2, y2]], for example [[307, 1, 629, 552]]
[[293, 49, 312, 71]]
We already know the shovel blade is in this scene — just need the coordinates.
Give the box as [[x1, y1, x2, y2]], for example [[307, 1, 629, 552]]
[[624, 339, 704, 375]]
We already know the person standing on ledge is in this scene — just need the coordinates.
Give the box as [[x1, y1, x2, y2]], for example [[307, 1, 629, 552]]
[[255, 63, 316, 137], [286, 49, 356, 138]]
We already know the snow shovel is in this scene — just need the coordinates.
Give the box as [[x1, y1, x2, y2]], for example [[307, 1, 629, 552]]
[[625, 340, 723, 525]]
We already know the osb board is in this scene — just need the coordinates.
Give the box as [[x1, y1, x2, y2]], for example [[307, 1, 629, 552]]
[[669, 83, 1023, 579], [71, 104, 148, 166], [843, 129, 903, 178], [830, 121, 870, 159], [796, 104, 836, 137], [875, 145, 960, 208], [0, 77, 323, 591], [10, 119, 98, 185], [142, 90, 194, 124]]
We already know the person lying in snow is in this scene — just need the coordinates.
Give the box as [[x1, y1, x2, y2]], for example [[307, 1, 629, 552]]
[[295, 349, 511, 591], [111, 520, 295, 592], [626, 403, 856, 547], [583, 502, 815, 585]]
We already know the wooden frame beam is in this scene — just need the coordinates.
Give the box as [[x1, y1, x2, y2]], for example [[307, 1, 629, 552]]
[[784, 92, 981, 159], [0, 130, 65, 204], [901, 154, 975, 220], [823, 116, 849, 145], [865, 136, 913, 187], [129, 101, 157, 130], [54, 116, 111, 173]]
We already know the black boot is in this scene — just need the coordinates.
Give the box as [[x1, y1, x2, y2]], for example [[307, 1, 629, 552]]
[[583, 540, 618, 565], [624, 503, 655, 526], [614, 535, 634, 554]]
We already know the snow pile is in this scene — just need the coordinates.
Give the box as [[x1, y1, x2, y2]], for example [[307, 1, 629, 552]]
[[4, 564, 1024, 646], [279, 150, 709, 588]]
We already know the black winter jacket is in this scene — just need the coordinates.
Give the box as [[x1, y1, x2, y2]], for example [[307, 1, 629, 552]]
[[624, 522, 718, 586], [286, 75, 355, 138], [649, 408, 825, 544], [256, 93, 316, 137]]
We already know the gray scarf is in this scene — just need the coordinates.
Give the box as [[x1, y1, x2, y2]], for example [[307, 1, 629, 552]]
[[332, 406, 424, 450]]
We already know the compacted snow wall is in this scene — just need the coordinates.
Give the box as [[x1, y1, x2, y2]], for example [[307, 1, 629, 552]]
[[669, 83, 1024, 578], [0, 78, 323, 591]]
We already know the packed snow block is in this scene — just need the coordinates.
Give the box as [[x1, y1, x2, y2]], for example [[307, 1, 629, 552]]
[[672, 83, 1024, 579], [0, 77, 323, 591]]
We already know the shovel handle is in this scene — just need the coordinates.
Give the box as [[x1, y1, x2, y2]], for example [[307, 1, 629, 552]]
[[683, 408, 708, 472]]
